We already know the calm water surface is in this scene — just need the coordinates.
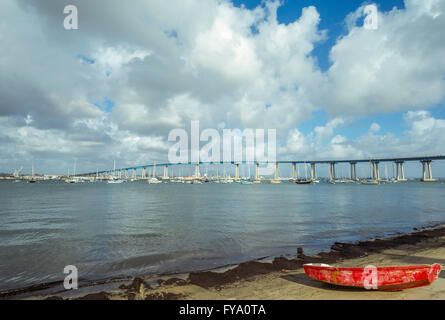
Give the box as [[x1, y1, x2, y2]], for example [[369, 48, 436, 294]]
[[0, 180, 444, 290]]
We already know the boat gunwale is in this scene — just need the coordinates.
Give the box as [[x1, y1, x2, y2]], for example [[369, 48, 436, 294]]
[[303, 263, 437, 272]]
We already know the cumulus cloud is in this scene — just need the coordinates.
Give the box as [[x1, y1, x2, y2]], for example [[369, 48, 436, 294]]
[[279, 109, 445, 170], [370, 123, 381, 132], [313, 118, 345, 144], [318, 0, 445, 116], [403, 110, 445, 155]]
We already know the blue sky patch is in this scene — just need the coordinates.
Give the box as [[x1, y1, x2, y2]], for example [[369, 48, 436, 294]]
[[78, 54, 95, 65], [232, 0, 405, 71], [93, 98, 115, 113], [165, 29, 179, 39]]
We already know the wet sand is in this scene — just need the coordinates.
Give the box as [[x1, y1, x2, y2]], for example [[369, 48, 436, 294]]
[[3, 225, 445, 300]]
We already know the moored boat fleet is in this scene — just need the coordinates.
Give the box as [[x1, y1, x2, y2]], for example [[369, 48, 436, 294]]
[[6, 161, 437, 185], [10, 174, 405, 185]]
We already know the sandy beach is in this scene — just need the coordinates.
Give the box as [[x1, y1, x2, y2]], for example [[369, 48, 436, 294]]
[[1, 225, 443, 300]]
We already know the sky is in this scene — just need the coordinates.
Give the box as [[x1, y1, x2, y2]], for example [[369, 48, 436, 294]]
[[1, 0, 445, 177]]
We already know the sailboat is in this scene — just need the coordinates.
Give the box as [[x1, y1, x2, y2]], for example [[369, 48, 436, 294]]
[[335, 167, 347, 183], [360, 161, 379, 185], [311, 163, 320, 183], [90, 168, 99, 182], [360, 179, 379, 185], [108, 160, 124, 184], [296, 162, 312, 184], [148, 161, 162, 184], [13, 167, 23, 182], [380, 164, 390, 184], [240, 165, 254, 184], [66, 159, 81, 183], [390, 163, 398, 183], [239, 164, 254, 184], [29, 162, 37, 183]]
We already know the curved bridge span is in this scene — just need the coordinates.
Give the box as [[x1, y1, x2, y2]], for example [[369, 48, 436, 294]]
[[81, 155, 445, 182]]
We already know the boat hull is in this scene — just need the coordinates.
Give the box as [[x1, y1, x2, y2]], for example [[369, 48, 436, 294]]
[[295, 180, 312, 185], [303, 263, 442, 291]]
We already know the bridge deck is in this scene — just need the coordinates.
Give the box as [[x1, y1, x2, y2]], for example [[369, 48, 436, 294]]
[[80, 156, 445, 175]]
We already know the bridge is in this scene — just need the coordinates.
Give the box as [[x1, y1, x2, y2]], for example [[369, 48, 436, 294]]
[[80, 155, 445, 182]]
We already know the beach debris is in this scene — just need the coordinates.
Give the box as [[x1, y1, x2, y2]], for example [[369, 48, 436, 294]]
[[297, 247, 304, 258], [74, 291, 111, 300], [145, 292, 183, 300], [272, 257, 301, 270], [118, 277, 153, 300], [182, 227, 445, 290], [158, 278, 188, 287], [119, 277, 151, 291], [189, 261, 278, 288]]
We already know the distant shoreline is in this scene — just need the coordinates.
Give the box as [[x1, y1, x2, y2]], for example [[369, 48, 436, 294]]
[[2, 222, 444, 300]]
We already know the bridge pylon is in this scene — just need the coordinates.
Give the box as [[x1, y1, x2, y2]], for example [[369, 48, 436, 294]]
[[255, 163, 260, 181], [329, 163, 336, 183], [395, 161, 407, 182], [421, 160, 436, 182], [163, 166, 169, 180], [310, 163, 317, 181], [350, 162, 357, 181], [371, 161, 380, 181]]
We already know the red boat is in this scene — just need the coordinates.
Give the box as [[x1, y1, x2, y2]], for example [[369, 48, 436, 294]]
[[303, 263, 442, 291]]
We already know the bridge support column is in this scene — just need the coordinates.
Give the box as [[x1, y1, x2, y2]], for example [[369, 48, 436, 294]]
[[163, 166, 169, 180], [428, 162, 433, 181], [395, 161, 407, 182], [401, 163, 405, 181], [310, 163, 317, 181], [375, 162, 380, 181], [195, 164, 200, 178], [275, 162, 279, 180], [421, 160, 436, 182], [133, 169, 137, 179], [142, 168, 146, 179], [255, 163, 260, 180], [329, 163, 336, 182], [371, 162, 380, 181], [350, 163, 357, 181], [235, 164, 239, 180], [292, 163, 297, 180]]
